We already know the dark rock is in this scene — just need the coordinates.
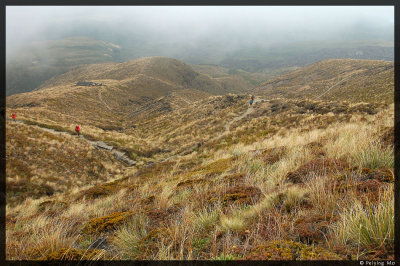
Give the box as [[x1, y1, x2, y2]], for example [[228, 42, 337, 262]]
[[88, 237, 111, 250]]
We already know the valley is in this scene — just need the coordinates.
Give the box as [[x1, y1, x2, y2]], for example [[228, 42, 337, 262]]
[[5, 56, 394, 261]]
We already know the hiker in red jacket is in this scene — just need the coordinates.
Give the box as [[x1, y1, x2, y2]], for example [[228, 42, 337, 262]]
[[75, 125, 80, 136], [249, 95, 255, 106], [11, 113, 16, 121]]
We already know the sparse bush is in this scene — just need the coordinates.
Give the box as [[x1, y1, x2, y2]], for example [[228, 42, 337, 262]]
[[331, 188, 394, 253], [193, 208, 220, 232], [353, 142, 394, 169], [27, 217, 80, 259], [272, 187, 310, 213], [112, 214, 149, 259], [220, 215, 246, 232]]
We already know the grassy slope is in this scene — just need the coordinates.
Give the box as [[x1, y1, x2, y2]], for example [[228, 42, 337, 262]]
[[6, 96, 394, 260], [253, 59, 394, 104], [7, 57, 259, 130], [6, 121, 126, 206], [6, 57, 394, 260]]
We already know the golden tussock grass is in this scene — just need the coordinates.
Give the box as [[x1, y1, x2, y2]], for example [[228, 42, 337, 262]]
[[6, 95, 394, 260]]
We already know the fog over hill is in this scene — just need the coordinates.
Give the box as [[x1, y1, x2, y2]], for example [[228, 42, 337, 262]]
[[6, 6, 394, 95], [5, 6, 395, 261]]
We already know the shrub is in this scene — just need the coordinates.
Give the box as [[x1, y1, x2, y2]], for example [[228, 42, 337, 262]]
[[208, 186, 263, 207], [194, 208, 220, 232], [112, 214, 148, 259], [331, 188, 394, 253], [286, 158, 350, 184], [353, 142, 394, 169], [294, 213, 338, 244], [272, 187, 311, 213], [220, 215, 246, 232], [83, 211, 134, 235]]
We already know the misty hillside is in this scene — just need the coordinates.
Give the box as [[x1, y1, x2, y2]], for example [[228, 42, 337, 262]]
[[6, 37, 393, 97], [37, 56, 234, 94], [6, 57, 253, 129], [220, 41, 394, 72], [253, 59, 394, 104], [6, 6, 394, 262], [6, 37, 122, 96]]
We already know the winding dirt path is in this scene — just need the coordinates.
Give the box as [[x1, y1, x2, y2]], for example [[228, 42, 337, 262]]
[[314, 74, 354, 100], [176, 94, 192, 105], [217, 98, 265, 138], [8, 119, 136, 166], [9, 97, 268, 165], [129, 95, 169, 117], [162, 97, 268, 162], [98, 87, 112, 111]]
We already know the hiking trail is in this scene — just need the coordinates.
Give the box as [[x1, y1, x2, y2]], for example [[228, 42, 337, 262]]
[[129, 95, 169, 117], [314, 74, 354, 100], [98, 87, 112, 111], [162, 97, 268, 162], [8, 119, 136, 166]]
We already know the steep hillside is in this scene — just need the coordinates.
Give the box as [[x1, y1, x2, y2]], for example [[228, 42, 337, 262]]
[[7, 57, 249, 129], [6, 95, 394, 260], [6, 36, 122, 96], [253, 59, 393, 103], [37, 57, 226, 93], [6, 121, 127, 206]]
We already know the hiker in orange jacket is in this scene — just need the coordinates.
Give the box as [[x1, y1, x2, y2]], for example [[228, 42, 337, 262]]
[[11, 113, 16, 121], [75, 125, 80, 136]]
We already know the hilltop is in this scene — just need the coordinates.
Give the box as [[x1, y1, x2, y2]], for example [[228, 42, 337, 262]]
[[7, 37, 393, 97], [252, 59, 393, 103], [7, 57, 250, 129], [36, 57, 232, 95]]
